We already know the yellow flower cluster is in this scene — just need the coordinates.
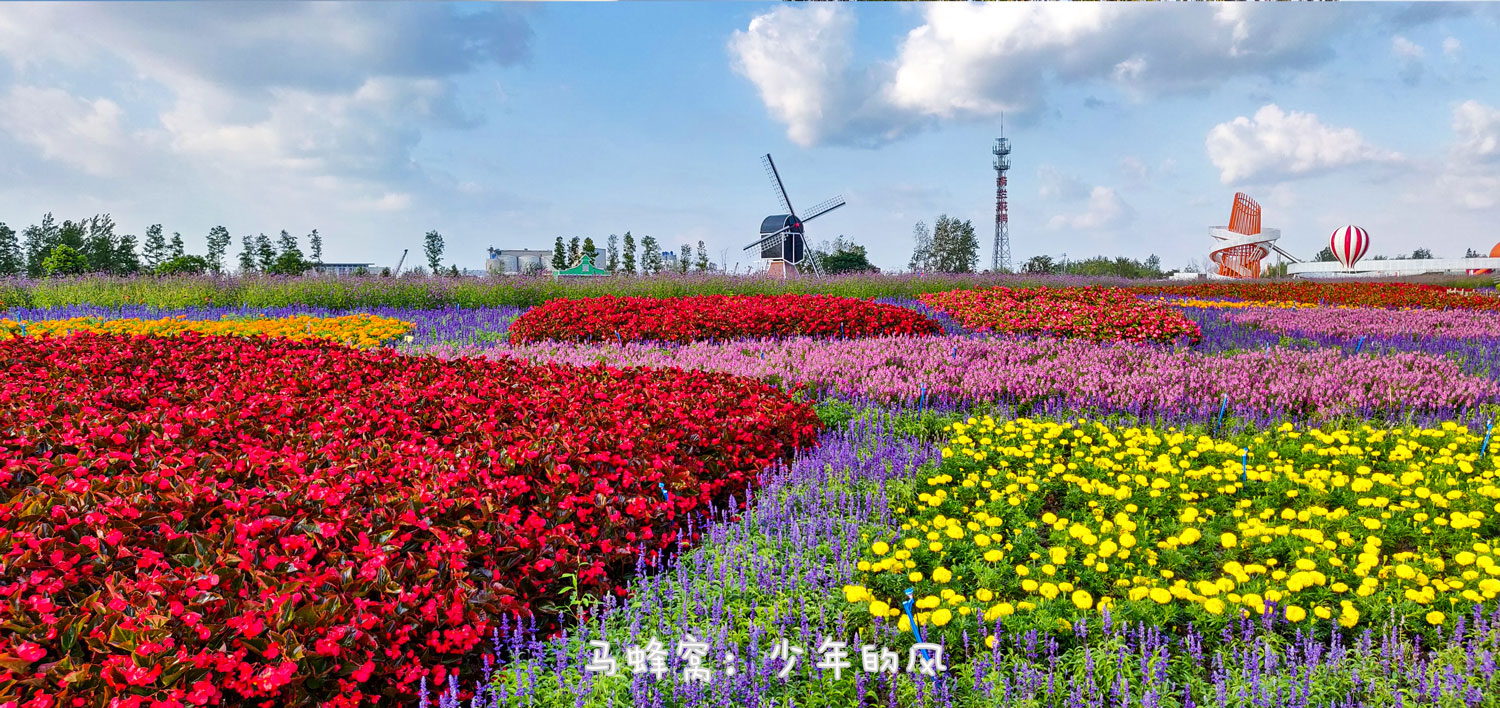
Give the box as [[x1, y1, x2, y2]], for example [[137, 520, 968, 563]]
[[1157, 298, 1336, 310], [845, 417, 1500, 638], [0, 314, 411, 349]]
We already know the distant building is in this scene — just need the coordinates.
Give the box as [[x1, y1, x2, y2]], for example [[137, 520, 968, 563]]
[[486, 248, 555, 275], [661, 251, 679, 268], [316, 262, 375, 276]]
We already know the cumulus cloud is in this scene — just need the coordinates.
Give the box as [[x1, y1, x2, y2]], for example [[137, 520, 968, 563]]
[[1443, 37, 1463, 58], [0, 86, 146, 178], [1037, 165, 1088, 201], [1453, 100, 1500, 161], [1046, 186, 1134, 231], [1204, 104, 1401, 184], [1391, 36, 1425, 84], [731, 4, 1346, 147], [0, 3, 531, 203], [1439, 100, 1500, 210]]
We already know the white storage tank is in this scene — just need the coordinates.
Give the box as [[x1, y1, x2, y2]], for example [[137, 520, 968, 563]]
[[518, 255, 542, 273]]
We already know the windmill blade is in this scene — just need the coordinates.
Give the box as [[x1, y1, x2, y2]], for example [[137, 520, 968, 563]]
[[743, 226, 791, 252], [762, 154, 794, 216], [800, 195, 845, 223]]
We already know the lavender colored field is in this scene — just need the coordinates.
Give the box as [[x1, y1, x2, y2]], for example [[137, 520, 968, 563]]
[[1219, 304, 1500, 340], [423, 422, 1500, 708], [427, 335, 1498, 422]]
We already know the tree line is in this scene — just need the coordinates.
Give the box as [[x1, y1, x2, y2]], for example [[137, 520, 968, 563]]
[[548, 233, 720, 275], [0, 213, 461, 278]]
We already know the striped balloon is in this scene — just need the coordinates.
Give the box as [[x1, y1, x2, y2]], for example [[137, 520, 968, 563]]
[[1329, 225, 1370, 268]]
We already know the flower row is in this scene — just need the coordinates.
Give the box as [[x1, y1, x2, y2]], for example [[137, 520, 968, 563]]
[[465, 335, 1499, 421], [0, 333, 820, 706], [1219, 304, 1500, 341], [1140, 282, 1498, 311], [917, 287, 1202, 345], [0, 313, 411, 348], [507, 294, 943, 344], [845, 417, 1500, 646]]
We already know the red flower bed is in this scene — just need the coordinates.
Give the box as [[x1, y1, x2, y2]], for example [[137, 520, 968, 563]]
[[507, 294, 943, 344], [1135, 281, 1498, 311], [918, 286, 1202, 345], [0, 333, 820, 707]]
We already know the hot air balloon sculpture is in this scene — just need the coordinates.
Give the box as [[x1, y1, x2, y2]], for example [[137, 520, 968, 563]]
[[1329, 226, 1371, 269], [1469, 242, 1500, 276]]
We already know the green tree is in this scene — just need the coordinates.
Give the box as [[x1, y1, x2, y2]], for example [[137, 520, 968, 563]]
[[308, 229, 323, 270], [156, 255, 211, 276], [639, 235, 661, 274], [678, 243, 692, 274], [908, 221, 933, 272], [0, 223, 22, 276], [81, 214, 118, 274], [1411, 248, 1435, 259], [1467, 247, 1483, 259], [1022, 255, 1058, 274], [255, 233, 276, 271], [269, 251, 309, 276], [22, 213, 61, 277], [582, 237, 598, 265], [58, 219, 86, 251], [238, 233, 258, 273], [696, 240, 709, 271], [621, 232, 636, 275], [930, 215, 979, 273], [551, 236, 567, 270], [142, 224, 168, 270], [169, 231, 186, 260], [819, 236, 876, 274], [607, 234, 620, 272], [568, 236, 581, 266], [1314, 246, 1337, 262], [206, 226, 231, 273], [423, 230, 445, 272], [448, 264, 460, 277], [42, 245, 88, 276], [277, 229, 298, 256], [113, 234, 141, 275]]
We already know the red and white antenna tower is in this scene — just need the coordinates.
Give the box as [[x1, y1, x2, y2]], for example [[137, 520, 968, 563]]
[[992, 115, 1011, 272]]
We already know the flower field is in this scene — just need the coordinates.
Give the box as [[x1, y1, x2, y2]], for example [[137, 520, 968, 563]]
[[919, 286, 1202, 344], [5, 278, 1500, 708], [507, 294, 942, 343]]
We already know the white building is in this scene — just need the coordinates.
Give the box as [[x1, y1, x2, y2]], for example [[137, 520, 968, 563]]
[[486, 248, 555, 275]]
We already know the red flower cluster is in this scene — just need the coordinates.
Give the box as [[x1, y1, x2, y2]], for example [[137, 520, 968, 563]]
[[1135, 281, 1497, 311], [0, 333, 820, 707], [918, 286, 1202, 345], [508, 294, 943, 344]]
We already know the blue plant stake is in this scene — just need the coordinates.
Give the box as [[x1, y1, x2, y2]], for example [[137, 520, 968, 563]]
[[1241, 449, 1249, 485], [659, 482, 670, 503], [919, 384, 928, 411], [615, 330, 624, 347], [841, 322, 846, 339], [1483, 420, 1494, 460], [900, 588, 934, 663], [1354, 336, 1366, 354], [1216, 395, 1228, 431], [18, 322, 25, 338]]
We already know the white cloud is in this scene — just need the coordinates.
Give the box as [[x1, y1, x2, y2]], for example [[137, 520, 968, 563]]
[[732, 4, 1341, 146], [0, 85, 148, 178], [1204, 104, 1401, 184], [1453, 100, 1500, 160], [1438, 100, 1500, 210], [0, 4, 529, 204], [728, 6, 856, 148], [1391, 36, 1424, 60], [1046, 186, 1134, 231], [1443, 36, 1463, 58], [1037, 165, 1088, 201]]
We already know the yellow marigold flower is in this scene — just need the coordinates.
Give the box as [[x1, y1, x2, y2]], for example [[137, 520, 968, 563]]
[[1221, 533, 1238, 549], [983, 549, 1004, 563], [933, 567, 953, 584], [1426, 611, 1446, 625], [1203, 598, 1226, 615], [1072, 589, 1093, 610], [931, 608, 953, 627], [909, 571, 924, 583], [1149, 588, 1172, 604], [869, 600, 890, 617], [872, 542, 890, 555], [1285, 606, 1307, 622]]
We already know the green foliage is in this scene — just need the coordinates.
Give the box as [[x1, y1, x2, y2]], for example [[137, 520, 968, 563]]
[[621, 232, 636, 275], [0, 222, 24, 276], [41, 244, 88, 277], [155, 254, 212, 276], [206, 226, 232, 273], [639, 235, 662, 274], [1315, 246, 1338, 262], [552, 236, 567, 270], [268, 251, 311, 276], [237, 233, 257, 273], [1059, 254, 1165, 279], [142, 224, 167, 269]]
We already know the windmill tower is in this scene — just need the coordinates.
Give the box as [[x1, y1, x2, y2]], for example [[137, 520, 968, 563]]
[[743, 154, 845, 279], [992, 118, 1012, 273]]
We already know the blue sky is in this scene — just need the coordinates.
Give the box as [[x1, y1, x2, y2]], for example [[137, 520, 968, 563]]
[[1, 2, 1497, 272]]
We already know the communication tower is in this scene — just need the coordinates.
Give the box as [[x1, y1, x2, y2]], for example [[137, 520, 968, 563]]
[[992, 119, 1012, 273]]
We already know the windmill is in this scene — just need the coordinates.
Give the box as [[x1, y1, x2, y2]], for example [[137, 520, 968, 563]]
[[743, 154, 845, 278]]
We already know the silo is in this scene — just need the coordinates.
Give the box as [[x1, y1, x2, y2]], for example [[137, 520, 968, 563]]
[[518, 255, 542, 273], [498, 254, 520, 274]]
